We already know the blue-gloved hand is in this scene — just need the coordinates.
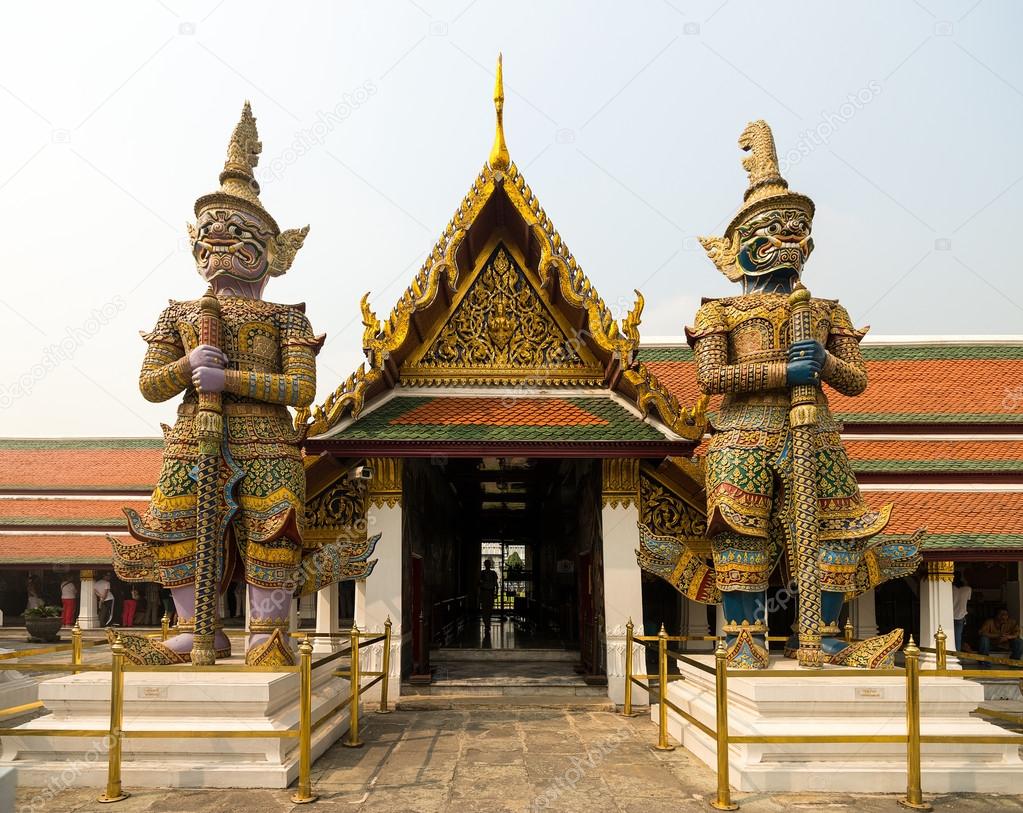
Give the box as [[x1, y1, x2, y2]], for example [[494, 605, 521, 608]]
[[788, 339, 826, 366], [786, 358, 822, 387]]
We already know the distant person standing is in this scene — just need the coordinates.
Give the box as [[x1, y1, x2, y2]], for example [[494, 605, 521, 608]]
[[951, 573, 971, 652], [60, 578, 78, 626], [122, 586, 139, 627], [160, 587, 175, 627], [94, 573, 115, 627], [479, 559, 499, 628], [25, 576, 43, 613]]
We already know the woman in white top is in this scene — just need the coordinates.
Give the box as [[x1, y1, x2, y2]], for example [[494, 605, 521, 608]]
[[61, 578, 78, 627], [25, 576, 43, 612], [952, 573, 972, 652]]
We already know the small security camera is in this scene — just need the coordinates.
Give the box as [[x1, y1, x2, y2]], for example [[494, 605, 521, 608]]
[[349, 465, 373, 481]]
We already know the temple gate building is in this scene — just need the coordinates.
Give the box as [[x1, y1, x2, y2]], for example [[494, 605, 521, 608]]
[[2, 77, 1023, 705]]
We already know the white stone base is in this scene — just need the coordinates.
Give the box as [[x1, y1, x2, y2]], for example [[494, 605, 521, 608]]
[[0, 650, 37, 722], [0, 766, 14, 812], [657, 654, 1023, 794], [1, 658, 353, 789]]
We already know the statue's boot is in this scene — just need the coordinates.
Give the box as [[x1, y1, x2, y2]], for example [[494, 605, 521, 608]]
[[245, 585, 295, 667], [782, 591, 903, 668], [112, 585, 231, 665], [722, 591, 769, 669]]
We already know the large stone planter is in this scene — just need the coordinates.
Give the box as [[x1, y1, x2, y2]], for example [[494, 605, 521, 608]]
[[25, 617, 62, 643]]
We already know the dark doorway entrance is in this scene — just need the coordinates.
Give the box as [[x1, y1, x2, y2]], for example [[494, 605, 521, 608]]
[[402, 456, 605, 694]]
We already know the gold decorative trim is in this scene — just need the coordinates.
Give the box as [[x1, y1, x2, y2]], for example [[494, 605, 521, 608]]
[[367, 457, 403, 509], [621, 364, 709, 442], [602, 459, 639, 509], [926, 560, 955, 583]]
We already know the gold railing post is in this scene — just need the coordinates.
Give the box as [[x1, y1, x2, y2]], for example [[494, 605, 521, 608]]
[[899, 636, 931, 811], [711, 638, 738, 811], [291, 637, 317, 804], [160, 612, 170, 642], [844, 617, 854, 644], [71, 622, 83, 675], [344, 624, 363, 748], [377, 616, 393, 715], [934, 626, 947, 672], [654, 623, 675, 751], [97, 635, 129, 804], [623, 618, 635, 717]]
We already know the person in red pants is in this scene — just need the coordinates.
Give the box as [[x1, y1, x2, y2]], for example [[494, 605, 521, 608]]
[[121, 586, 139, 627], [60, 578, 78, 626]]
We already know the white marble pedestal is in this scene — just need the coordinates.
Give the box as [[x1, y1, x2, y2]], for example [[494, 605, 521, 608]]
[[1, 658, 353, 789], [0, 649, 38, 722], [657, 654, 1023, 793]]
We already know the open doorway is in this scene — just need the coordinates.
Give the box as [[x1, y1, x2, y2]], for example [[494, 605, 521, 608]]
[[403, 456, 603, 660]]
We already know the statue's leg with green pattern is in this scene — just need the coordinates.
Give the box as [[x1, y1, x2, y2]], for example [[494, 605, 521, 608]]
[[713, 531, 771, 669]]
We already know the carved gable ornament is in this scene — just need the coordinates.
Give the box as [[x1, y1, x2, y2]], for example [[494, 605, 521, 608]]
[[401, 243, 604, 386]]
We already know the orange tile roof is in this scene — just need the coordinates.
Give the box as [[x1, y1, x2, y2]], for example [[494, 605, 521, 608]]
[[0, 534, 114, 564], [843, 438, 1023, 474], [639, 346, 1023, 424], [389, 397, 610, 427], [0, 439, 162, 491], [0, 497, 146, 527], [866, 490, 1023, 536]]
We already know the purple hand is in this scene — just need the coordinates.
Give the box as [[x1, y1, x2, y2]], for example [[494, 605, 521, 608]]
[[187, 344, 228, 371], [192, 366, 226, 393]]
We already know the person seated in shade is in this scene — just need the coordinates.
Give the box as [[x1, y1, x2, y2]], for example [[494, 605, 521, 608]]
[[977, 608, 1023, 661]]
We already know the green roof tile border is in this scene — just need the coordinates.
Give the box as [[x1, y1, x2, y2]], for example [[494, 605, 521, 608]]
[[0, 438, 164, 450], [852, 460, 1023, 473], [906, 533, 1023, 550], [334, 395, 667, 442]]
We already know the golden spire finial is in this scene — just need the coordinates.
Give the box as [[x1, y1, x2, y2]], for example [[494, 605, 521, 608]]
[[489, 53, 510, 171]]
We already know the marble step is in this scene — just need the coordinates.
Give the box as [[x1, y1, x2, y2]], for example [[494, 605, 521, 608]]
[[396, 694, 616, 711], [401, 681, 608, 697], [432, 648, 579, 662]]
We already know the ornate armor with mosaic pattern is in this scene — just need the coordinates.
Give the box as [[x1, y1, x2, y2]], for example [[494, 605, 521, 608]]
[[124, 295, 323, 589]]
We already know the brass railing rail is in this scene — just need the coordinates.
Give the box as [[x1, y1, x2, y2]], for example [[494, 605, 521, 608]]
[[0, 617, 393, 805], [622, 620, 1023, 811]]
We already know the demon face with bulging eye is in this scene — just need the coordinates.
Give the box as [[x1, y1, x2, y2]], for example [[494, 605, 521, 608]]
[[736, 208, 814, 281], [190, 208, 275, 286]]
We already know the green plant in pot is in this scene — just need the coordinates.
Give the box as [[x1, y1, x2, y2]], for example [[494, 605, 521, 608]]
[[25, 605, 63, 642]]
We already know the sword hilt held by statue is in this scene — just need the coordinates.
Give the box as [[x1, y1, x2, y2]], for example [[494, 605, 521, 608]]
[[191, 286, 224, 666]]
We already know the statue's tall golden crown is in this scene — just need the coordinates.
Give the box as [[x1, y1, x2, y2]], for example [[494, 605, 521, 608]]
[[194, 101, 279, 234], [190, 102, 310, 277]]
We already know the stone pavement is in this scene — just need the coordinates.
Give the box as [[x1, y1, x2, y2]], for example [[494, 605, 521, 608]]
[[13, 708, 1023, 812]]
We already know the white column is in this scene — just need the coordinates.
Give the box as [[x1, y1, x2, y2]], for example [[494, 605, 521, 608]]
[[852, 589, 878, 639], [359, 501, 402, 703], [920, 561, 959, 669], [601, 500, 647, 706], [77, 571, 98, 630], [715, 602, 726, 639], [288, 598, 299, 633], [314, 583, 340, 654], [299, 593, 316, 627], [686, 598, 713, 651]]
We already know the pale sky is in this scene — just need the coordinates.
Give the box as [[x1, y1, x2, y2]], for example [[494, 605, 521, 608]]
[[1, 0, 1021, 437]]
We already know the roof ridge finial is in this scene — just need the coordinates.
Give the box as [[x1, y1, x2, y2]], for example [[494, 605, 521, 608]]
[[489, 53, 510, 171]]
